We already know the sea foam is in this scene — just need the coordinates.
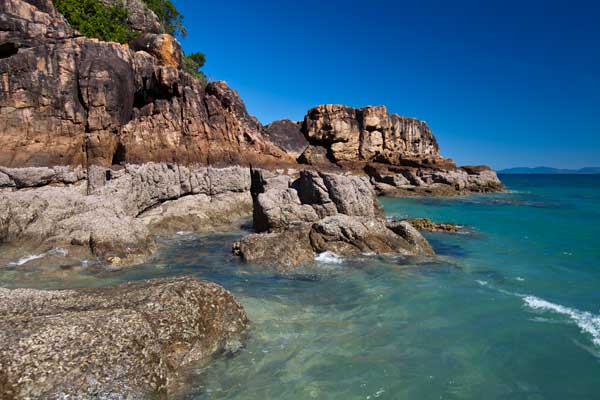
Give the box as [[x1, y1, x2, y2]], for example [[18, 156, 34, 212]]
[[315, 251, 343, 264], [7, 247, 69, 267], [524, 295, 600, 347]]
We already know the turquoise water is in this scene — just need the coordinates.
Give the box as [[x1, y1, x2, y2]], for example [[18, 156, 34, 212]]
[[2, 175, 599, 399]]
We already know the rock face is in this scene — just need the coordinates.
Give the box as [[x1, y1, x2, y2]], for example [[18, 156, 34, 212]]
[[0, 277, 249, 399], [0, 0, 292, 169], [236, 169, 433, 268], [277, 104, 504, 195], [264, 119, 309, 158], [301, 104, 440, 164], [0, 0, 295, 264], [0, 165, 253, 265]]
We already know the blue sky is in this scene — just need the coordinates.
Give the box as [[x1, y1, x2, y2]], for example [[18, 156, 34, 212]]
[[173, 0, 599, 169]]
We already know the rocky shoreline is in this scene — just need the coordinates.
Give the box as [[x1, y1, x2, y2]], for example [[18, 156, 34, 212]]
[[0, 0, 505, 397]]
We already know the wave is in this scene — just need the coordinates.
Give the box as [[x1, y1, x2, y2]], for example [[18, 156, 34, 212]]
[[523, 295, 600, 347], [7, 247, 69, 267], [315, 251, 343, 264]]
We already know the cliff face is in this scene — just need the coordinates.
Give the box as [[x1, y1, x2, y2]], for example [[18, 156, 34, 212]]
[[301, 104, 440, 165], [0, 0, 293, 170], [0, 0, 502, 266]]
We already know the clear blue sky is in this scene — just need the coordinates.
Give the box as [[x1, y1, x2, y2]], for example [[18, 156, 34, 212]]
[[173, 0, 599, 169]]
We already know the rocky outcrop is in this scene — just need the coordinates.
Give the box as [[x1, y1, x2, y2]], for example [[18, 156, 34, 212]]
[[264, 119, 308, 158], [0, 164, 253, 265], [0, 0, 292, 169], [0, 277, 249, 399], [301, 104, 440, 164], [276, 104, 505, 195], [236, 169, 433, 268], [0, 0, 297, 263], [402, 218, 461, 233], [366, 162, 504, 196]]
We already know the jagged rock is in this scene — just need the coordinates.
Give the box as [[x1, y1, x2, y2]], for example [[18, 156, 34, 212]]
[[0, 0, 293, 169], [302, 104, 440, 164], [139, 192, 252, 233], [238, 168, 434, 267], [0, 165, 255, 265], [0, 166, 86, 188], [250, 169, 382, 233], [129, 33, 183, 68], [320, 172, 383, 218], [0, 277, 249, 399], [311, 215, 432, 256], [386, 220, 435, 254], [236, 223, 314, 269], [297, 144, 336, 167], [250, 169, 319, 233], [366, 163, 504, 196], [264, 119, 309, 158], [403, 218, 461, 233]]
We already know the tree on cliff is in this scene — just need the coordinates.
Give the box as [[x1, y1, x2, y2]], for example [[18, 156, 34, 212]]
[[54, 0, 208, 85], [54, 0, 136, 43], [141, 0, 186, 38]]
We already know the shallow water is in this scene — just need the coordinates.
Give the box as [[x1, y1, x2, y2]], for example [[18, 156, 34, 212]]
[[2, 174, 600, 399]]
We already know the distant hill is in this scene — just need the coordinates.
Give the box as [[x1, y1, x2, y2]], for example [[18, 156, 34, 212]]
[[499, 167, 600, 174]]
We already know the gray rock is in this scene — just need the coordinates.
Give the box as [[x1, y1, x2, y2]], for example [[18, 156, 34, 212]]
[[320, 172, 384, 218], [310, 215, 431, 256], [386, 220, 434, 255], [0, 277, 248, 399], [236, 223, 314, 269]]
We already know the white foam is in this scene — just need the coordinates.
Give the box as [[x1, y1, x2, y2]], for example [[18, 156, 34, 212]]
[[516, 277, 525, 282], [315, 251, 343, 264], [476, 280, 489, 286], [7, 247, 69, 267], [8, 253, 46, 267], [524, 295, 600, 347]]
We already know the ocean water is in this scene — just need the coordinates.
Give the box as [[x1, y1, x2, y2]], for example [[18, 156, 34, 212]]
[[2, 174, 600, 399]]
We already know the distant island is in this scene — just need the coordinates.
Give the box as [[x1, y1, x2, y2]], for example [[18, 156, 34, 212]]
[[499, 167, 600, 174]]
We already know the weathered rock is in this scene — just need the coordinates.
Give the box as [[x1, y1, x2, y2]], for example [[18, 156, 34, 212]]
[[366, 163, 504, 196], [310, 215, 432, 256], [320, 172, 383, 218], [0, 277, 249, 399], [250, 169, 382, 233], [238, 168, 434, 267], [139, 191, 252, 234], [403, 218, 461, 233], [0, 0, 293, 169], [302, 104, 440, 164], [236, 223, 315, 269], [297, 144, 336, 167], [0, 165, 254, 265], [264, 119, 309, 158], [386, 220, 435, 254], [129, 33, 183, 68], [250, 169, 319, 233]]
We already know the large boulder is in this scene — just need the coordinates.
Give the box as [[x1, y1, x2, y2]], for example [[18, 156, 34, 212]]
[[238, 168, 434, 268], [0, 278, 249, 399], [264, 119, 309, 158], [311, 215, 433, 256]]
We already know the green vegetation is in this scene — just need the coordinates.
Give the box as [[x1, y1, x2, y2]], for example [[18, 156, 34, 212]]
[[55, 0, 208, 84], [54, 0, 136, 44], [182, 52, 208, 85], [141, 0, 186, 38]]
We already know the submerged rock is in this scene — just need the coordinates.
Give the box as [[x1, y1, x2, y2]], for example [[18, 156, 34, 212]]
[[0, 277, 249, 399], [403, 218, 462, 233]]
